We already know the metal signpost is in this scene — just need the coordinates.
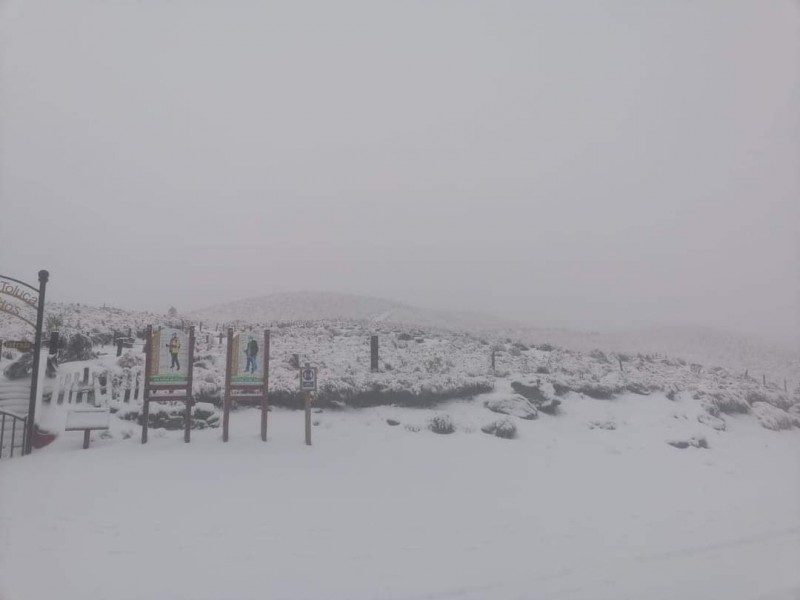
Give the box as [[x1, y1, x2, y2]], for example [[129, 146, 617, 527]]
[[223, 329, 270, 442], [300, 364, 317, 446], [0, 270, 49, 455]]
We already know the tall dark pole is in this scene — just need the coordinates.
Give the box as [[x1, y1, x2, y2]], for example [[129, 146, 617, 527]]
[[25, 269, 49, 455]]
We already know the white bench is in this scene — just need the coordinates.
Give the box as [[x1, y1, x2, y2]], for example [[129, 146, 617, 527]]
[[66, 409, 110, 449]]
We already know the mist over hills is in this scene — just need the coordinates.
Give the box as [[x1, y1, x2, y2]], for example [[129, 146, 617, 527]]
[[187, 291, 510, 331]]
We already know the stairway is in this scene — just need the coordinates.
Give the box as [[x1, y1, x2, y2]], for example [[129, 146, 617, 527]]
[[0, 377, 30, 458]]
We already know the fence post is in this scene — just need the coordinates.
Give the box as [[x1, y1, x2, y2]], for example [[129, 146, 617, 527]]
[[370, 335, 379, 372]]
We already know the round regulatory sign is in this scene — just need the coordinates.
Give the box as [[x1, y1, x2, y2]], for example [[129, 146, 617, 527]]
[[302, 369, 315, 382]]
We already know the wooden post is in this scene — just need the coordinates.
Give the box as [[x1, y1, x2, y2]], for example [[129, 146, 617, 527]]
[[116, 339, 124, 357], [223, 328, 233, 442], [763, 374, 766, 386], [46, 331, 59, 377], [261, 329, 270, 442], [305, 391, 312, 446], [218, 332, 224, 345], [142, 325, 152, 444], [185, 326, 195, 443], [491, 350, 495, 373], [83, 430, 90, 450], [370, 335, 379, 372]]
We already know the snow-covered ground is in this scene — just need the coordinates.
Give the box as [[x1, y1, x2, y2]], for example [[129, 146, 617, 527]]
[[2, 389, 799, 600]]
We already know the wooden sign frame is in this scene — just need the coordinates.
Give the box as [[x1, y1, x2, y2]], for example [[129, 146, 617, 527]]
[[223, 329, 270, 442], [141, 325, 196, 444]]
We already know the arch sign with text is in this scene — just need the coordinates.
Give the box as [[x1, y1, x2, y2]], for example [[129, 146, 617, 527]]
[[0, 271, 50, 455]]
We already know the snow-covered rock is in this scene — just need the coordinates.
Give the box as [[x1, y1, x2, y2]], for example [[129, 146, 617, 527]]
[[485, 395, 538, 420], [697, 412, 726, 431], [481, 417, 517, 439], [667, 436, 708, 449]]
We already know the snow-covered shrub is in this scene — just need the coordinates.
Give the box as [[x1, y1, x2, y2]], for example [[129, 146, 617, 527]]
[[62, 333, 95, 362], [751, 402, 794, 431], [511, 381, 548, 404], [706, 391, 750, 415], [429, 414, 455, 434], [117, 351, 142, 369], [744, 389, 794, 411], [589, 349, 610, 363]]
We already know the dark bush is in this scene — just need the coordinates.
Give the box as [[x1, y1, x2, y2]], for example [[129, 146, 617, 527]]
[[428, 414, 455, 434]]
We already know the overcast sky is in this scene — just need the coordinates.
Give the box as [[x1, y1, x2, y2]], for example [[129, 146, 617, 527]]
[[1, 1, 798, 342]]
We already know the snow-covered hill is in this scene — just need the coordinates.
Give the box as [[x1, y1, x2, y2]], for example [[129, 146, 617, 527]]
[[1, 292, 797, 391]]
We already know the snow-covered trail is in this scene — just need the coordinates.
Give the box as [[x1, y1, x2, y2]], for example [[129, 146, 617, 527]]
[[1, 395, 799, 600]]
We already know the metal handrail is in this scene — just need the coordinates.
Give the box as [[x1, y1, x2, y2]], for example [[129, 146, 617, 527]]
[[0, 408, 28, 459]]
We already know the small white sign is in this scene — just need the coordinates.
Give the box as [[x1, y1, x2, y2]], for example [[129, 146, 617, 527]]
[[300, 366, 317, 391]]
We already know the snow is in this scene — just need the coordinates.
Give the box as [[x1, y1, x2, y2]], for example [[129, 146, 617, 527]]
[[65, 409, 110, 430], [2, 390, 799, 600]]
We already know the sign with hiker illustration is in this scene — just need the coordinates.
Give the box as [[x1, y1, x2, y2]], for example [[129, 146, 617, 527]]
[[223, 329, 270, 442], [230, 332, 263, 385], [148, 327, 190, 385]]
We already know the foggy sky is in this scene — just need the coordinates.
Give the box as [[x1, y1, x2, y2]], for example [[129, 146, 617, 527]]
[[1, 1, 798, 343]]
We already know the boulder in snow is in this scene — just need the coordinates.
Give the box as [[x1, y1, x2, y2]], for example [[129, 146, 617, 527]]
[[485, 395, 538, 420], [697, 412, 726, 431], [3, 352, 34, 380], [588, 420, 616, 431], [481, 418, 517, 439], [667, 436, 708, 450]]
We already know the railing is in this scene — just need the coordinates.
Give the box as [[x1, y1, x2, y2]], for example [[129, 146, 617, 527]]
[[0, 408, 28, 459]]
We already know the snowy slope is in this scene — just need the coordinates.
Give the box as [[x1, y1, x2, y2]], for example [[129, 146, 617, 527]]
[[1, 392, 798, 600]]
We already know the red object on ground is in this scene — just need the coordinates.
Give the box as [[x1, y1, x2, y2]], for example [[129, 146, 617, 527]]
[[32, 425, 57, 449]]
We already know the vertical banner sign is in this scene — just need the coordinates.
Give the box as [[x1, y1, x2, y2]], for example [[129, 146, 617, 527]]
[[149, 327, 190, 385], [0, 270, 49, 456], [142, 325, 195, 445], [223, 329, 270, 442]]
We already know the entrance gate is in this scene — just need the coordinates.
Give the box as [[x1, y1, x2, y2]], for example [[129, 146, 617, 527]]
[[0, 271, 50, 456]]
